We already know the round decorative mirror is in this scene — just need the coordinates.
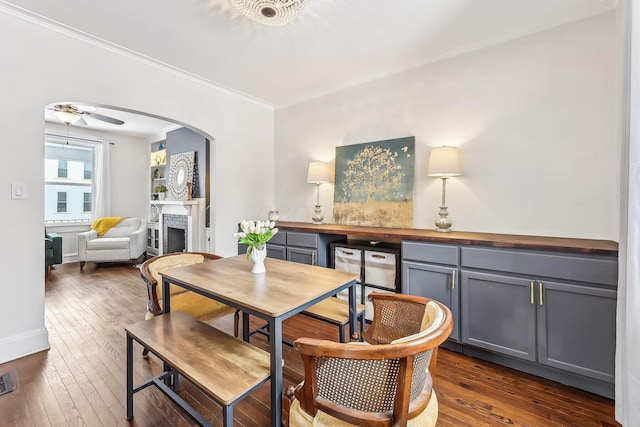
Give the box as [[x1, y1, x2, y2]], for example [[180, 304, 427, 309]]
[[167, 151, 195, 200]]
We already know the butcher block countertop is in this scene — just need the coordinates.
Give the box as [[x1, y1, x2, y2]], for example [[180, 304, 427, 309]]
[[274, 221, 618, 257]]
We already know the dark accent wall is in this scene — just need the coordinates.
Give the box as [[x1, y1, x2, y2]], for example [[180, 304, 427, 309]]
[[166, 127, 210, 227]]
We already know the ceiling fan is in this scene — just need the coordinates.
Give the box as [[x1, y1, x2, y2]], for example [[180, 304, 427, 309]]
[[48, 104, 125, 126]]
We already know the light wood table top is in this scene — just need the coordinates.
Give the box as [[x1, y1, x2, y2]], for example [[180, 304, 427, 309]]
[[160, 255, 359, 318], [159, 255, 360, 426]]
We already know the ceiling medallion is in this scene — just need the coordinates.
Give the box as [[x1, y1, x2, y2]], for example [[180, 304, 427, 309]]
[[228, 0, 309, 26]]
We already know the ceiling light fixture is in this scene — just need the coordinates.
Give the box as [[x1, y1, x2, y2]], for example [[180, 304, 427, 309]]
[[53, 110, 82, 126], [228, 0, 309, 26]]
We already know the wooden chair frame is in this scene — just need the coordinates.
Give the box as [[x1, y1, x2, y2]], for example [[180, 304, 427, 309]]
[[289, 294, 453, 427], [140, 252, 239, 352]]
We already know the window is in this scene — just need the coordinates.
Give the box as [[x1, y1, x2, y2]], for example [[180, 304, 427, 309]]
[[58, 160, 68, 178], [83, 192, 91, 212], [57, 192, 67, 212], [84, 161, 92, 180], [45, 138, 96, 224]]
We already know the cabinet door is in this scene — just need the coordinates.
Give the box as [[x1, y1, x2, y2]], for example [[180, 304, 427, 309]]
[[287, 247, 317, 265], [460, 271, 536, 361], [267, 244, 286, 260], [537, 281, 616, 382], [238, 243, 249, 256], [402, 261, 459, 341]]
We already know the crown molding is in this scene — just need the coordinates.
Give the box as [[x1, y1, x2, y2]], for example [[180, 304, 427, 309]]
[[0, 1, 273, 110]]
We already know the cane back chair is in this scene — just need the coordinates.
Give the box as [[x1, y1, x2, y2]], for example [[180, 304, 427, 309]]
[[287, 293, 453, 427]]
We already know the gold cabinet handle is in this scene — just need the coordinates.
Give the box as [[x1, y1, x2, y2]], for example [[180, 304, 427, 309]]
[[451, 270, 456, 289], [539, 282, 544, 306], [530, 281, 535, 305]]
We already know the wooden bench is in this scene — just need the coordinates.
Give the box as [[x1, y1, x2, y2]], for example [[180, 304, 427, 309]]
[[302, 297, 366, 343], [125, 311, 270, 427]]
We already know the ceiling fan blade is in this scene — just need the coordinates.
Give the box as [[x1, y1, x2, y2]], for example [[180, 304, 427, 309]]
[[75, 116, 88, 126], [89, 112, 125, 125]]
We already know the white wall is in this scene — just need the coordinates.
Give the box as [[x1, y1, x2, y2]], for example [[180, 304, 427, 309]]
[[0, 7, 274, 363], [275, 12, 619, 241]]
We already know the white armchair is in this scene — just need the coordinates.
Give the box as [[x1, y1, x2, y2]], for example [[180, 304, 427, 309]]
[[78, 217, 147, 270]]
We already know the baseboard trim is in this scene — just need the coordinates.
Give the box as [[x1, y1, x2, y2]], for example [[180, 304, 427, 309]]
[[0, 327, 49, 364]]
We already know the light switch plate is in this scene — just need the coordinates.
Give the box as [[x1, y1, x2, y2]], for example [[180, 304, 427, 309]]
[[11, 182, 27, 200]]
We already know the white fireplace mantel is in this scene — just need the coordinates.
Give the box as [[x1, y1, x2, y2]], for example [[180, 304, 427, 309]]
[[151, 198, 206, 255]]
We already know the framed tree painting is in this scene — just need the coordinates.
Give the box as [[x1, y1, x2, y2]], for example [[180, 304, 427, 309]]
[[334, 136, 415, 227]]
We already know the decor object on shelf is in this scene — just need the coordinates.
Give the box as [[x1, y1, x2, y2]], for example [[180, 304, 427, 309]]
[[334, 137, 415, 228], [307, 161, 330, 224], [228, 0, 309, 26], [233, 220, 279, 273], [154, 184, 167, 201], [167, 151, 195, 201], [427, 146, 462, 232], [268, 210, 279, 222]]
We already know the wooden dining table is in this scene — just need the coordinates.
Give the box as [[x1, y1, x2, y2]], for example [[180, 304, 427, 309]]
[[159, 255, 359, 427]]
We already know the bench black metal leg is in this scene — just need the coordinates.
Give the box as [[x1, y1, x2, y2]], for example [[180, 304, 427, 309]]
[[222, 405, 233, 427], [242, 312, 250, 342], [173, 369, 180, 392], [126, 333, 134, 420], [163, 361, 172, 388], [339, 324, 345, 343]]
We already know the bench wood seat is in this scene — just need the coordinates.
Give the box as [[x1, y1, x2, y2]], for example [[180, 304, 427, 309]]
[[302, 297, 366, 343], [126, 311, 270, 426]]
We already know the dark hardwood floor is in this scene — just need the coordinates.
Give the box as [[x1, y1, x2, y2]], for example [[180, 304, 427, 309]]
[[0, 262, 619, 426]]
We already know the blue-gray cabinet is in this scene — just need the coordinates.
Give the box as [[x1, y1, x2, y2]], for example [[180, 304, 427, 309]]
[[266, 222, 618, 398], [240, 230, 343, 267], [266, 230, 287, 260], [285, 231, 343, 266], [460, 271, 536, 360], [536, 280, 616, 383], [402, 242, 460, 342], [459, 246, 618, 393]]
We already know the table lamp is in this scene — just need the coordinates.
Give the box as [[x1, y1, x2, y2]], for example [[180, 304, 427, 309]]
[[307, 161, 330, 224], [427, 146, 462, 232]]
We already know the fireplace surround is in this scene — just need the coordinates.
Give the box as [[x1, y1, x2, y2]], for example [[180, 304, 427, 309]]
[[151, 199, 206, 255]]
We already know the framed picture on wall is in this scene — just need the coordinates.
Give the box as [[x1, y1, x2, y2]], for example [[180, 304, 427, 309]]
[[334, 136, 415, 228]]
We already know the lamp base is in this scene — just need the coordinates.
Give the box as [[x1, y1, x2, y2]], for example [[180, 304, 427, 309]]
[[311, 205, 324, 224], [435, 206, 452, 232]]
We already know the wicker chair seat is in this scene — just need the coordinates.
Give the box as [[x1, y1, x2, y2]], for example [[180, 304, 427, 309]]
[[140, 252, 238, 341], [288, 391, 438, 427], [152, 291, 235, 323]]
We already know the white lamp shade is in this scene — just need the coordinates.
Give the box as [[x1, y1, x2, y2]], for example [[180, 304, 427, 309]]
[[307, 161, 330, 184], [427, 146, 462, 177], [54, 110, 82, 125]]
